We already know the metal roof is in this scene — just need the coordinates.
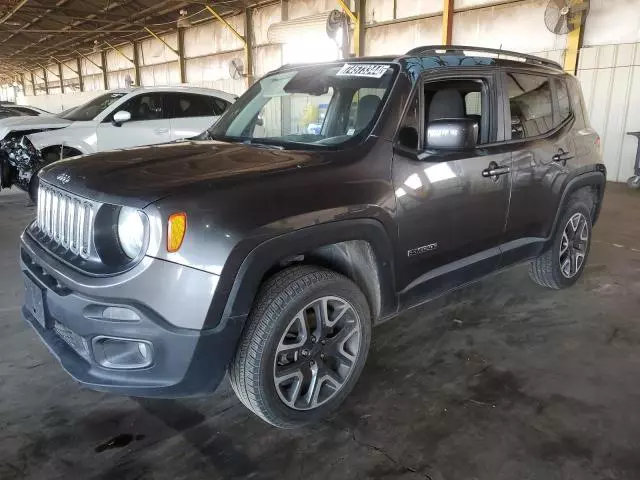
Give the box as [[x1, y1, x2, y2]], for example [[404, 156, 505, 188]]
[[0, 0, 270, 82]]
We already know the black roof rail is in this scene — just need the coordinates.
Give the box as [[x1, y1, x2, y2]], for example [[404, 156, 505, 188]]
[[405, 45, 563, 71]]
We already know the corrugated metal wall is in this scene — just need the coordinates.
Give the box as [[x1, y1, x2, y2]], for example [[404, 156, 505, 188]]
[[11, 0, 640, 182], [578, 43, 640, 182]]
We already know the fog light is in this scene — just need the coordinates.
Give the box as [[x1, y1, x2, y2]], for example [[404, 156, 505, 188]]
[[102, 306, 141, 322], [92, 337, 153, 369]]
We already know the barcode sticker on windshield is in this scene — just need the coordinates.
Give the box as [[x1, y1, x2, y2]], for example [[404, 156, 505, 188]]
[[336, 64, 389, 78]]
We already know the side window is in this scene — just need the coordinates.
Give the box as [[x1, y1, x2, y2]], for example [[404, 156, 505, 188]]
[[212, 98, 230, 116], [170, 93, 219, 118], [112, 93, 165, 122], [553, 77, 571, 125], [465, 92, 482, 116], [424, 78, 490, 145], [505, 73, 553, 139]]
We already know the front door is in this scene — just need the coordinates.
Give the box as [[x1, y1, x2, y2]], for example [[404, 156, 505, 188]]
[[97, 92, 171, 151], [394, 73, 511, 309]]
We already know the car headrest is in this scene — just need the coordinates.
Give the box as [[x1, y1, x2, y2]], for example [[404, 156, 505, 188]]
[[428, 89, 465, 122]]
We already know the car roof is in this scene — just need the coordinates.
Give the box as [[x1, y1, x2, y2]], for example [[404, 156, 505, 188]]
[[107, 85, 237, 101], [274, 45, 564, 77]]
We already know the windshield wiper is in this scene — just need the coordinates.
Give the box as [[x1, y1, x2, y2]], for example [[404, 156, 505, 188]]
[[242, 138, 285, 150]]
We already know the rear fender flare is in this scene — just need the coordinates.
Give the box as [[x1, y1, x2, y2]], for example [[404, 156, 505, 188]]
[[204, 218, 398, 330], [548, 168, 606, 241]]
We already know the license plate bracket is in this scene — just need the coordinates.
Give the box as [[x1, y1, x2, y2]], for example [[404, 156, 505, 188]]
[[24, 277, 46, 329]]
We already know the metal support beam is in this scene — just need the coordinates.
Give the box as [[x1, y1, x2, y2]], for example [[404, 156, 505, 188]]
[[76, 50, 103, 71], [76, 57, 84, 92], [205, 5, 246, 45], [104, 41, 134, 64], [52, 55, 78, 76], [30, 71, 36, 95], [204, 5, 250, 87], [43, 67, 49, 95], [36, 62, 59, 80], [442, 0, 454, 45], [177, 28, 186, 84], [564, 2, 586, 74], [244, 7, 254, 87], [58, 62, 64, 93], [337, 0, 362, 57], [100, 51, 109, 90], [0, 0, 28, 25], [132, 41, 141, 86], [356, 0, 365, 56], [144, 27, 179, 56]]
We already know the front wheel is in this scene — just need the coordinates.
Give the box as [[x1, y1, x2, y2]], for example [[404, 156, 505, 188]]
[[529, 197, 593, 289], [229, 265, 371, 428]]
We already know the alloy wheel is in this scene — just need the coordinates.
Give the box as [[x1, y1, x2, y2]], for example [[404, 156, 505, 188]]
[[559, 212, 589, 279], [273, 296, 362, 411]]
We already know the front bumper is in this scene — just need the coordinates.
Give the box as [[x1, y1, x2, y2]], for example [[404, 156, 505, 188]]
[[20, 232, 245, 398]]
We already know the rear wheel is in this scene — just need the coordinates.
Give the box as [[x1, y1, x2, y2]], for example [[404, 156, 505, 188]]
[[529, 195, 593, 289], [229, 265, 371, 428]]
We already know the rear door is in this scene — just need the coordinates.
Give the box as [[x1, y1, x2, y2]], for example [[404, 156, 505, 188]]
[[393, 71, 512, 309], [166, 93, 229, 140], [500, 70, 575, 264], [97, 92, 171, 151]]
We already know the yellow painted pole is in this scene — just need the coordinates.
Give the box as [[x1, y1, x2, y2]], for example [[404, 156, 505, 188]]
[[563, 8, 584, 74], [442, 0, 454, 45], [104, 41, 135, 64], [144, 27, 179, 56], [336, 0, 360, 56]]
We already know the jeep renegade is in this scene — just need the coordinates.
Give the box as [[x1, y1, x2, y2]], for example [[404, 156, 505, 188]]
[[20, 46, 605, 428]]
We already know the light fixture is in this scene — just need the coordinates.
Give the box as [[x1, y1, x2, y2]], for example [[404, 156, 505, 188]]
[[177, 9, 192, 29], [92, 40, 100, 53]]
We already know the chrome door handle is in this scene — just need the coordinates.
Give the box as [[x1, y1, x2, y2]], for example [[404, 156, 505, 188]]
[[154, 128, 169, 134], [482, 161, 510, 181]]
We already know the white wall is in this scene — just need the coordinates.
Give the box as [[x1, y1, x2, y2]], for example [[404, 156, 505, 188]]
[[20, 90, 103, 113], [578, 43, 640, 182], [583, 0, 640, 47]]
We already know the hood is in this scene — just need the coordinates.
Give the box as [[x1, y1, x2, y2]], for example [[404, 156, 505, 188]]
[[39, 140, 323, 208], [0, 115, 71, 140]]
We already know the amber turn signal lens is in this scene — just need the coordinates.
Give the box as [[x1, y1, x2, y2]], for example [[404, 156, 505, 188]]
[[167, 212, 187, 253]]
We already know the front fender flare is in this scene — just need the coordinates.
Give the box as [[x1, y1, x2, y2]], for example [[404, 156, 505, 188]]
[[203, 218, 398, 330]]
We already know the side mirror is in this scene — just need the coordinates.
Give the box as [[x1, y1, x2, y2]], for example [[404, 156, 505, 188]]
[[426, 118, 478, 150], [397, 126, 419, 150], [255, 115, 264, 127], [112, 110, 131, 127]]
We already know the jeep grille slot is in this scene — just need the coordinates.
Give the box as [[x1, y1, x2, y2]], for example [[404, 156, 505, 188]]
[[37, 185, 93, 259]]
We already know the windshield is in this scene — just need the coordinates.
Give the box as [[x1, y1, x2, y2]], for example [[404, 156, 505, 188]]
[[59, 92, 127, 121], [209, 63, 396, 148]]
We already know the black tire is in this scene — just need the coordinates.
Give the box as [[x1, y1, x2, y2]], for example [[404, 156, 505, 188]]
[[229, 265, 372, 428], [529, 192, 593, 289]]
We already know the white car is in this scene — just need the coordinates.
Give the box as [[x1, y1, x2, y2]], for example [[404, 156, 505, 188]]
[[0, 86, 235, 196]]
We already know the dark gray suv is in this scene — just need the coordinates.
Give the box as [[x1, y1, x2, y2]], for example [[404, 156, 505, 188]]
[[20, 46, 605, 428]]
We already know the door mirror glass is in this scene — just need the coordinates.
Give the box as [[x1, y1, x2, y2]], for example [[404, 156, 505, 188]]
[[426, 118, 477, 150], [398, 126, 419, 150], [112, 110, 131, 126]]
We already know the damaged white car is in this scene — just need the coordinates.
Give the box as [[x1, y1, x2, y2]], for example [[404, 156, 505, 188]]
[[0, 86, 236, 199]]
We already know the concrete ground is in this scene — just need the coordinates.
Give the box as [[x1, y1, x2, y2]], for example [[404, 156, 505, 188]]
[[1, 184, 640, 480]]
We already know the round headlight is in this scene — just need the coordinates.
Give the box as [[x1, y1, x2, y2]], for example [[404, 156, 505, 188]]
[[117, 207, 145, 259]]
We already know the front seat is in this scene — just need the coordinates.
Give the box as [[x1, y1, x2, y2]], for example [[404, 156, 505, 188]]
[[354, 95, 381, 132]]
